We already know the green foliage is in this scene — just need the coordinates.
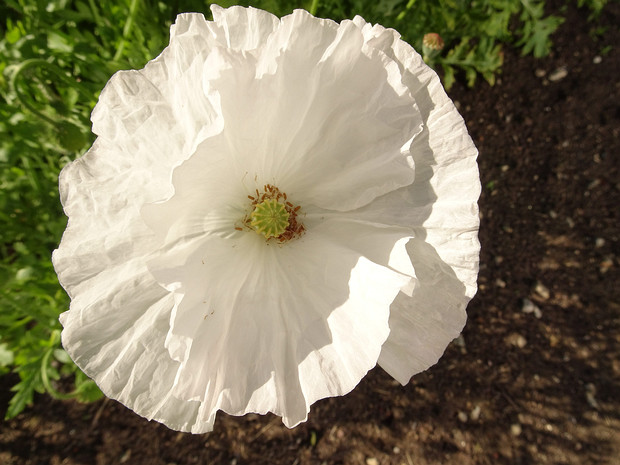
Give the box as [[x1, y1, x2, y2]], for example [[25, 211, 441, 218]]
[[346, 0, 566, 87], [0, 0, 609, 420], [226, 0, 568, 87], [577, 0, 608, 18], [516, 0, 565, 57]]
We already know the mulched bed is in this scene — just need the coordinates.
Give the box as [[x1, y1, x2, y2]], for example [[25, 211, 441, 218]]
[[1, 2, 619, 464]]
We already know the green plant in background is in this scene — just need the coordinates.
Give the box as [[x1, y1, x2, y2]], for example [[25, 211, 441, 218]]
[[0, 0, 608, 420], [0, 0, 174, 418]]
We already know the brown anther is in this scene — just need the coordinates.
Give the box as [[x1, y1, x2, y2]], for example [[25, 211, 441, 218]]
[[242, 184, 305, 243]]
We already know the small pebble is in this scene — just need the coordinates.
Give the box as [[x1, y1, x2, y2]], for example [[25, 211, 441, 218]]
[[585, 383, 600, 409], [593, 55, 602, 64], [366, 458, 379, 465], [458, 411, 469, 423], [549, 67, 568, 82], [511, 424, 522, 436], [120, 451, 132, 464], [506, 333, 527, 349], [534, 281, 550, 300], [470, 405, 481, 421], [600, 257, 614, 274], [535, 69, 546, 77], [452, 429, 467, 449], [495, 278, 506, 288], [595, 238, 605, 248], [522, 298, 542, 318]]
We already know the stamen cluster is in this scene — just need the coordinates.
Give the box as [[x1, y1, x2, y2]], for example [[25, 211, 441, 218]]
[[243, 184, 305, 243]]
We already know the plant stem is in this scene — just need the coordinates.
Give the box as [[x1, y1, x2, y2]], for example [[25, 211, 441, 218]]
[[40, 331, 76, 401], [309, 0, 319, 16], [87, 0, 103, 29], [10, 59, 92, 125], [113, 0, 140, 62], [396, 0, 416, 21]]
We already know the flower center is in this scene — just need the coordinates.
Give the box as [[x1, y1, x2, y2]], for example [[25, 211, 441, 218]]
[[250, 199, 290, 238], [242, 184, 305, 243]]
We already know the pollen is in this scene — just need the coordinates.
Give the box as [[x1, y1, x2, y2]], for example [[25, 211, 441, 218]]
[[242, 184, 305, 243]]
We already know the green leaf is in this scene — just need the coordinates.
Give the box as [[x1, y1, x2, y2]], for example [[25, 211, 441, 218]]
[[75, 378, 104, 403], [53, 348, 72, 364], [5, 24, 23, 44], [47, 31, 74, 53], [442, 64, 456, 90], [0, 343, 15, 367], [57, 121, 89, 152], [6, 370, 37, 419]]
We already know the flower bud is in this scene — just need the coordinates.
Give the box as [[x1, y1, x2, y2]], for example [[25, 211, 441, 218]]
[[422, 32, 445, 63]]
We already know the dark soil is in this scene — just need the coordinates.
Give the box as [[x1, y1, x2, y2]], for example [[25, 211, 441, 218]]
[[2, 2, 619, 464]]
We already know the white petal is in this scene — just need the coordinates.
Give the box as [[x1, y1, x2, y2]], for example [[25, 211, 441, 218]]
[[209, 5, 279, 50], [52, 13, 232, 434], [143, 217, 410, 430], [140, 133, 247, 244], [377, 240, 471, 384], [347, 19, 480, 383], [92, 14, 224, 177], [52, 143, 208, 431], [58, 265, 216, 432], [205, 10, 422, 211]]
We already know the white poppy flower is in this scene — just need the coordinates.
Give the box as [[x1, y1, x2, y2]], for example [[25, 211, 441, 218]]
[[53, 5, 480, 433]]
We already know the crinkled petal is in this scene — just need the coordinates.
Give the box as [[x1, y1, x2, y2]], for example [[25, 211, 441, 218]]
[[209, 5, 280, 50], [51, 13, 231, 433], [91, 14, 226, 180], [142, 214, 411, 430], [203, 9, 421, 211], [347, 17, 480, 383], [53, 144, 204, 430]]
